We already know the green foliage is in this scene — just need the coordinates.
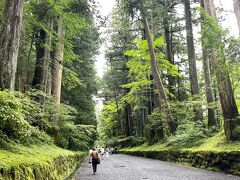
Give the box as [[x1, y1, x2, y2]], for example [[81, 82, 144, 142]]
[[226, 38, 240, 63], [105, 136, 146, 148], [167, 120, 206, 148], [165, 101, 205, 148], [100, 0, 240, 150], [62, 67, 86, 90], [145, 108, 168, 144], [0, 90, 96, 150], [99, 101, 120, 141], [231, 117, 240, 140], [200, 8, 230, 78], [58, 110, 97, 150], [61, 13, 99, 126], [0, 143, 85, 179], [123, 131, 240, 153], [0, 0, 4, 24], [59, 103, 78, 121], [232, 125, 240, 140], [21, 90, 59, 132], [102, 102, 118, 124], [117, 136, 146, 148], [124, 36, 179, 78], [226, 37, 240, 111], [1, 0, 98, 153], [28, 127, 53, 145], [200, 9, 226, 49], [169, 101, 196, 122], [0, 91, 32, 142], [0, 91, 53, 145], [122, 37, 180, 104], [144, 101, 202, 145]]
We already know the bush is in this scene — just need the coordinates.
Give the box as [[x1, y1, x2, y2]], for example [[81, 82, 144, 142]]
[[118, 136, 146, 148], [23, 89, 59, 130], [57, 122, 97, 151], [0, 91, 53, 145], [28, 127, 53, 144], [232, 117, 240, 140], [0, 90, 96, 149], [105, 136, 121, 148], [145, 101, 202, 145], [0, 91, 31, 141], [167, 120, 206, 148], [145, 108, 168, 144], [106, 136, 146, 148]]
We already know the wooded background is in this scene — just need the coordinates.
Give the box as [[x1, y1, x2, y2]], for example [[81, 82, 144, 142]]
[[0, 0, 240, 151]]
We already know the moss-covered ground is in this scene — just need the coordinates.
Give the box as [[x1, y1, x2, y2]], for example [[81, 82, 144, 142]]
[[120, 132, 240, 175], [0, 143, 85, 179], [121, 131, 240, 152]]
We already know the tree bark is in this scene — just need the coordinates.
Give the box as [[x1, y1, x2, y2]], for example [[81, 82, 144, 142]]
[[163, 20, 176, 98], [200, 0, 217, 128], [140, 6, 176, 134], [0, 0, 24, 90], [184, 0, 203, 121], [203, 0, 240, 139], [233, 0, 240, 36], [125, 103, 132, 136], [45, 18, 53, 94], [52, 17, 65, 105], [32, 28, 47, 89]]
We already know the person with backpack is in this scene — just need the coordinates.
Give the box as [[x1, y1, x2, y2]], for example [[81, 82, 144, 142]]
[[89, 148, 100, 175]]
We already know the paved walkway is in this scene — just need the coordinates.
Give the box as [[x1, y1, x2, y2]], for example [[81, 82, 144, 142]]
[[73, 154, 240, 180]]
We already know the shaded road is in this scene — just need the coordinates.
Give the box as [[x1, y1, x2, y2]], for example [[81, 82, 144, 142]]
[[73, 154, 240, 180]]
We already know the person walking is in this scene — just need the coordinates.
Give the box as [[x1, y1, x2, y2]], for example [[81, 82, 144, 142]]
[[89, 148, 99, 175]]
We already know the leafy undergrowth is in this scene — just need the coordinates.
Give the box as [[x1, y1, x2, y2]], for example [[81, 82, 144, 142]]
[[121, 131, 240, 152], [185, 131, 240, 152], [0, 143, 85, 179]]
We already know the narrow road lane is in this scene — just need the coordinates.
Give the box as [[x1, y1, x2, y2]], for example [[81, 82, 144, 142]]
[[73, 154, 240, 180]]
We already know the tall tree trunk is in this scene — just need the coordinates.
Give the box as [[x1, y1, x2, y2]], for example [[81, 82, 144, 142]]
[[200, 0, 217, 128], [203, 0, 240, 140], [140, 5, 176, 134], [0, 0, 24, 90], [32, 18, 52, 92], [125, 103, 132, 136], [45, 18, 53, 94], [32, 28, 47, 89], [233, 0, 240, 36], [184, 0, 203, 121], [163, 20, 176, 98], [52, 17, 65, 105]]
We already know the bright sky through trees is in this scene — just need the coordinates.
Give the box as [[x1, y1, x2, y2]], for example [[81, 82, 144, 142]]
[[95, 0, 116, 78]]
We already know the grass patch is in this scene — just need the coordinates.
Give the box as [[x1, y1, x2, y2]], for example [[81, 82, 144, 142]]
[[122, 131, 240, 152], [0, 143, 85, 179], [120, 132, 240, 176], [121, 141, 169, 152], [184, 131, 240, 152]]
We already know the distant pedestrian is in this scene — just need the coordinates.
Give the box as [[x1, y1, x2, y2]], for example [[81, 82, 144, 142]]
[[105, 148, 110, 157], [101, 147, 105, 159], [110, 147, 114, 155], [90, 148, 99, 175], [88, 148, 93, 168]]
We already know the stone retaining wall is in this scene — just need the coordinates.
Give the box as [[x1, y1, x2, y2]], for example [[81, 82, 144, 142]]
[[120, 150, 240, 176], [0, 154, 85, 180]]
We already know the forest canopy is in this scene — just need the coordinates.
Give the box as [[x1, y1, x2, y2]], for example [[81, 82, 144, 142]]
[[0, 0, 99, 151], [0, 0, 240, 153], [98, 0, 240, 148]]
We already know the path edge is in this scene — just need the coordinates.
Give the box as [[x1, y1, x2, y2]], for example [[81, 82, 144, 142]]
[[119, 150, 240, 176]]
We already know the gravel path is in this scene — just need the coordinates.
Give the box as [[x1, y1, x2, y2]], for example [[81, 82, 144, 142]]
[[72, 154, 240, 180]]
